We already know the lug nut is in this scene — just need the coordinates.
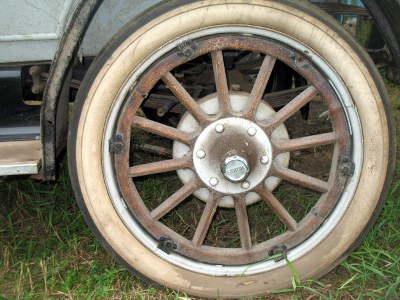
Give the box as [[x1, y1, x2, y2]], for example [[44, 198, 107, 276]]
[[209, 177, 219, 186], [247, 127, 257, 136], [241, 181, 250, 189], [196, 149, 206, 159], [260, 155, 269, 164], [215, 124, 225, 133]]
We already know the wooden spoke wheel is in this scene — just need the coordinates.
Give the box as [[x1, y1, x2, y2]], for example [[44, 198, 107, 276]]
[[68, 1, 395, 298]]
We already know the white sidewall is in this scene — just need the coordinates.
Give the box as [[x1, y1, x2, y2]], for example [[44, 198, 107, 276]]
[[72, 1, 390, 298]]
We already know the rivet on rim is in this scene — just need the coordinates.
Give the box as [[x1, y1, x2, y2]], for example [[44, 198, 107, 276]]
[[109, 135, 124, 154]]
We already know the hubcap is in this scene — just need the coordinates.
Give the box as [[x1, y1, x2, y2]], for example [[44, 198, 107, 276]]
[[191, 117, 272, 194]]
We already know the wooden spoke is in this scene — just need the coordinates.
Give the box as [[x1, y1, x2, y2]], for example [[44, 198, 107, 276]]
[[234, 196, 252, 250], [192, 192, 221, 247], [211, 51, 230, 114], [274, 132, 337, 154], [271, 164, 329, 193], [264, 86, 318, 132], [150, 179, 202, 220], [130, 157, 192, 178], [162, 72, 208, 124], [256, 186, 298, 231], [132, 116, 192, 144], [246, 55, 276, 118]]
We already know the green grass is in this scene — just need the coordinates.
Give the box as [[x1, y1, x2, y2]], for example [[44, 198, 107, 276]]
[[0, 83, 399, 299], [0, 165, 186, 299]]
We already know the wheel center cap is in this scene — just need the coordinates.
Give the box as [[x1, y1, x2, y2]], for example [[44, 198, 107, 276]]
[[221, 155, 250, 182], [191, 117, 273, 194], [173, 92, 290, 207]]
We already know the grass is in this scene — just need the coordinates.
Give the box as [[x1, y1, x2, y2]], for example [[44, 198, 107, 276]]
[[0, 167, 186, 299], [0, 82, 399, 299]]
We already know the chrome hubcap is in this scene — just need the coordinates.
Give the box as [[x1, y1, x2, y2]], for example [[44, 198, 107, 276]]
[[221, 155, 250, 182]]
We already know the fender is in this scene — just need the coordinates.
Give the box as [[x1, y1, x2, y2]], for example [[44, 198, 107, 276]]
[[41, 0, 400, 179], [361, 0, 400, 83], [41, 0, 102, 179]]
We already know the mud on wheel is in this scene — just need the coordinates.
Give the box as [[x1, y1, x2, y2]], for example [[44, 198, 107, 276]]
[[68, 1, 394, 298]]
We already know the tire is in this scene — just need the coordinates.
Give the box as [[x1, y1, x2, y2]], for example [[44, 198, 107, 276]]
[[68, 0, 395, 298]]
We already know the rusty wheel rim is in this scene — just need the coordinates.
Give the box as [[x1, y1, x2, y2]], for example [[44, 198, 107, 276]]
[[105, 31, 355, 267]]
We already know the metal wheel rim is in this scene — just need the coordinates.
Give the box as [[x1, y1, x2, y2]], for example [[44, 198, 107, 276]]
[[103, 26, 363, 276]]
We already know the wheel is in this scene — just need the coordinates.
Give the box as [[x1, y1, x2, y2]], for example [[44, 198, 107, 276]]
[[68, 0, 395, 298]]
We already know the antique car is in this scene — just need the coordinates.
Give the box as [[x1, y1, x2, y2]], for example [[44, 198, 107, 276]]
[[0, 0, 397, 298]]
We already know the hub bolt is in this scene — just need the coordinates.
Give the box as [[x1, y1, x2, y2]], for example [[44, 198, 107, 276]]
[[215, 124, 225, 133], [241, 181, 250, 189], [260, 155, 270, 164], [247, 127, 257, 136], [209, 177, 219, 187], [196, 149, 206, 159]]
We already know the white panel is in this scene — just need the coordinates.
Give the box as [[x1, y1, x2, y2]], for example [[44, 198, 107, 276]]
[[0, 0, 78, 63], [0, 140, 41, 176], [0, 0, 163, 63], [81, 0, 161, 57]]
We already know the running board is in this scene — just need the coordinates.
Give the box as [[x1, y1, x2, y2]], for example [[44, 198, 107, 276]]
[[0, 140, 42, 176]]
